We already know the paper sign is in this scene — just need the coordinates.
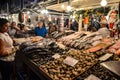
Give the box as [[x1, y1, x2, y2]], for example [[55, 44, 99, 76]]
[[85, 74, 101, 80], [63, 56, 78, 67], [52, 54, 61, 59], [99, 53, 113, 61]]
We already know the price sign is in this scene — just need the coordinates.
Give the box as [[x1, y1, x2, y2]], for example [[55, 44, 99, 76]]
[[85, 74, 101, 80], [63, 56, 78, 67], [52, 54, 61, 59], [99, 53, 113, 61]]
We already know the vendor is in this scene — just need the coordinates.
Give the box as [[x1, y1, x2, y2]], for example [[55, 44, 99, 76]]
[[0, 18, 16, 80], [8, 22, 20, 38], [108, 10, 118, 37], [35, 21, 48, 38], [48, 22, 56, 34], [98, 22, 110, 38]]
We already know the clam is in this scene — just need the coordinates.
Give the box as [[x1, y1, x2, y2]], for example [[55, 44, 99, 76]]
[[40, 49, 98, 80], [72, 71, 78, 76]]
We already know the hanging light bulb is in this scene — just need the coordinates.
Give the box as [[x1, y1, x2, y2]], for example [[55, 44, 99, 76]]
[[61, 13, 64, 20], [100, 0, 107, 7], [67, 5, 71, 11], [73, 15, 75, 19], [48, 15, 51, 21], [67, 0, 71, 11], [28, 16, 30, 18], [27, 11, 30, 14], [61, 17, 63, 20], [61, 4, 64, 9]]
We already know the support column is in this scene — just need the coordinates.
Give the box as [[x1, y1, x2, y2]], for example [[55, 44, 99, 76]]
[[78, 14, 82, 31], [60, 13, 64, 32]]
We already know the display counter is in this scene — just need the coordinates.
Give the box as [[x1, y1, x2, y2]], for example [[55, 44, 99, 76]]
[[21, 54, 52, 80], [15, 30, 120, 80], [20, 49, 120, 80]]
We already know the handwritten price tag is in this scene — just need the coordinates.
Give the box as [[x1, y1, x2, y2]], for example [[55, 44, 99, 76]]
[[63, 56, 78, 67], [85, 74, 101, 80], [52, 54, 61, 59]]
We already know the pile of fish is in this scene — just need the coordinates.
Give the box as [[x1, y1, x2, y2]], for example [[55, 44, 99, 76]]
[[75, 64, 120, 80], [20, 38, 67, 67], [13, 36, 43, 45], [27, 52, 54, 66], [107, 41, 120, 55], [40, 49, 98, 80], [30, 36, 43, 42], [58, 32, 84, 42], [87, 38, 113, 53], [58, 32, 104, 50], [20, 38, 63, 53], [51, 30, 75, 39], [113, 55, 120, 61]]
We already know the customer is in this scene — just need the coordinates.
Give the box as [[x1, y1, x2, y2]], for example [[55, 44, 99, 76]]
[[35, 21, 48, 38], [91, 18, 100, 31], [20, 24, 27, 32], [8, 22, 20, 38], [48, 22, 56, 34], [69, 19, 73, 30], [0, 18, 17, 80], [55, 24, 60, 32], [16, 24, 29, 38], [71, 20, 78, 31], [27, 22, 34, 30]]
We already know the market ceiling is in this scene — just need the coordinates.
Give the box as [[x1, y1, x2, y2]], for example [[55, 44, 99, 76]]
[[0, 0, 68, 13], [47, 0, 120, 11], [0, 0, 119, 14], [0, 0, 8, 7]]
